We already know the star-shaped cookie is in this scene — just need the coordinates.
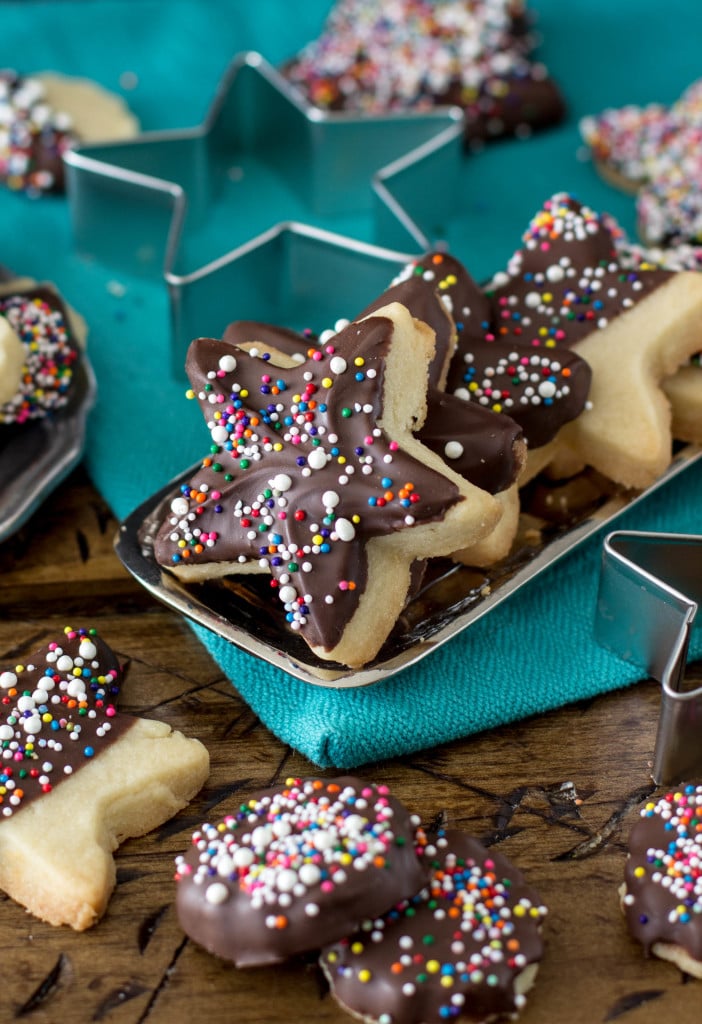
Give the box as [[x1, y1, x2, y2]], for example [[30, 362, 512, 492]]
[[219, 249, 592, 566], [481, 192, 702, 489], [282, 0, 565, 147], [153, 302, 501, 667], [580, 79, 702, 246], [0, 627, 209, 929]]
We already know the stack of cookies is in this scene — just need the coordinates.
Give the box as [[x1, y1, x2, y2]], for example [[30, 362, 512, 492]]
[[175, 774, 548, 1024], [151, 192, 702, 670]]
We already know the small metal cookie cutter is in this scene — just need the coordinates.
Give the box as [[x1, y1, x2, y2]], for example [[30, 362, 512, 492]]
[[63, 51, 463, 365], [596, 530, 702, 784]]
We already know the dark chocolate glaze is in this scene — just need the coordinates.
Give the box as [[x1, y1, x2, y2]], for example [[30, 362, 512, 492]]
[[623, 785, 702, 963], [224, 315, 526, 495], [0, 283, 79, 424], [280, 0, 565, 146], [451, 193, 676, 446], [0, 628, 132, 819], [0, 70, 76, 194], [322, 828, 547, 1024], [441, 65, 566, 147], [154, 316, 462, 654], [174, 776, 429, 967], [393, 250, 593, 451]]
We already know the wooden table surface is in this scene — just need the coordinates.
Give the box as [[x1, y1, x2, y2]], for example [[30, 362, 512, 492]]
[[1, 466, 701, 1024]]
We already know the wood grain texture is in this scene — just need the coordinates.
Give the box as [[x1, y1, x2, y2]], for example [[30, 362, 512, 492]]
[[1, 467, 701, 1024]]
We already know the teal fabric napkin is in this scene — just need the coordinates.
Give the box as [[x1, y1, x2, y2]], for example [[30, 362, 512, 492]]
[[2, 0, 700, 767]]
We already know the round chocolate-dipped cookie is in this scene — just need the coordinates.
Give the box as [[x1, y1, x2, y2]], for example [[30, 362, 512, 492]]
[[174, 776, 429, 967], [281, 0, 565, 146], [321, 828, 547, 1023], [621, 784, 702, 977]]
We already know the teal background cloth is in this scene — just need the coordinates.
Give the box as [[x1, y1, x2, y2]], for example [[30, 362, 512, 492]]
[[2, 1, 701, 767]]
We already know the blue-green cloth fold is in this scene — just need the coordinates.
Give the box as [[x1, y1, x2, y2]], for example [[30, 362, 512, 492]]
[[2, 1, 700, 767]]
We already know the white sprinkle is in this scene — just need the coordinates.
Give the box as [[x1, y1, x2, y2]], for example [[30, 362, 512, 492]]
[[205, 883, 230, 905]]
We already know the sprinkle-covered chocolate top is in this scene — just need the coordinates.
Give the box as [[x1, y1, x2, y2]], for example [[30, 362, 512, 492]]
[[0, 70, 76, 195], [154, 313, 463, 656], [0, 627, 132, 818], [0, 285, 79, 424], [393, 248, 592, 451], [483, 192, 670, 347], [443, 192, 679, 446], [623, 784, 702, 963], [282, 0, 563, 143], [174, 775, 429, 966], [322, 827, 547, 1024]]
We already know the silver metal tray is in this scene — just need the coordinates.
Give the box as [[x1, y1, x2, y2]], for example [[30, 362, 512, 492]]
[[115, 443, 701, 688], [0, 355, 96, 543]]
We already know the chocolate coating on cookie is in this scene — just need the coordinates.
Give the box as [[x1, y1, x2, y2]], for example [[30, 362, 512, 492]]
[[224, 313, 526, 496], [174, 776, 429, 967], [322, 828, 547, 1023], [389, 251, 592, 451], [444, 193, 684, 448], [154, 315, 463, 655], [0, 627, 131, 818], [622, 785, 702, 965], [0, 285, 79, 424], [484, 193, 671, 341], [419, 388, 525, 494], [282, 0, 564, 145]]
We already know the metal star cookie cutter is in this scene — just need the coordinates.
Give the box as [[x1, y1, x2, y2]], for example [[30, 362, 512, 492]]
[[596, 530, 702, 784], [63, 50, 463, 369]]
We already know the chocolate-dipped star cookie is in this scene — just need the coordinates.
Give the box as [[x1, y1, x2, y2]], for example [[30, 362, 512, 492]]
[[482, 192, 702, 489], [224, 312, 524, 569], [388, 251, 593, 484], [174, 775, 429, 967], [226, 252, 530, 497], [153, 302, 501, 667], [396, 253, 591, 447], [281, 0, 565, 148], [0, 627, 209, 930]]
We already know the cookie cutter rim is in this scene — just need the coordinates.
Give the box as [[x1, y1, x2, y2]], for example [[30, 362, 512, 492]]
[[596, 528, 702, 785], [62, 50, 464, 359]]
